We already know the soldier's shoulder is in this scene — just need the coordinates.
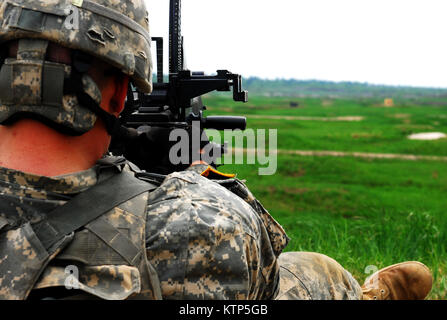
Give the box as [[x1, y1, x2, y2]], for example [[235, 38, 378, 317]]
[[152, 169, 250, 206], [147, 168, 262, 231], [143, 166, 289, 255]]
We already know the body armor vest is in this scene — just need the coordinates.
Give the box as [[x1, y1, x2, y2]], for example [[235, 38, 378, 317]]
[[0, 160, 162, 300], [0, 162, 288, 300], [33, 189, 160, 300]]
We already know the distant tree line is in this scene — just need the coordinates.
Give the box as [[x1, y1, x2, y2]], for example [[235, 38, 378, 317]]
[[240, 77, 447, 100], [152, 74, 447, 101]]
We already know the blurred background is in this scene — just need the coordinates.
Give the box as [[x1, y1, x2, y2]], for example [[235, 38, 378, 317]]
[[145, 0, 447, 299]]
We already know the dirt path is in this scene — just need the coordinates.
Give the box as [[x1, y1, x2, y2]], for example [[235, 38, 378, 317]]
[[246, 115, 364, 121], [236, 148, 447, 162]]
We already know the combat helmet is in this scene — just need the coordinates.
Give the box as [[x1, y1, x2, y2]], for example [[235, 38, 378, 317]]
[[0, 0, 153, 135]]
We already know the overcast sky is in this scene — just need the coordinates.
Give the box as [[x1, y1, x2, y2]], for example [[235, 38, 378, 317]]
[[144, 0, 447, 88]]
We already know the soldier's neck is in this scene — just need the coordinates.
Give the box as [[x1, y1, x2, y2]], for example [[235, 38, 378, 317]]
[[0, 119, 110, 177]]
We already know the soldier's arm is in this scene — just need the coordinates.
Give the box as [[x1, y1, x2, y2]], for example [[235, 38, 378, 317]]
[[144, 170, 284, 299]]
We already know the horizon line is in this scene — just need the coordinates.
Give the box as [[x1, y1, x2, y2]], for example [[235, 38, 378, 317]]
[[152, 73, 447, 90]]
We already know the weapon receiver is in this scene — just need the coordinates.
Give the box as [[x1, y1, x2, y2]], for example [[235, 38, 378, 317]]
[[112, 0, 248, 173]]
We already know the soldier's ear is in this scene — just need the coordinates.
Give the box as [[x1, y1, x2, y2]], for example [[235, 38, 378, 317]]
[[110, 75, 129, 116]]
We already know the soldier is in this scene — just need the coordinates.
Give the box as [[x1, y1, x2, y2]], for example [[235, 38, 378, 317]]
[[0, 0, 432, 300]]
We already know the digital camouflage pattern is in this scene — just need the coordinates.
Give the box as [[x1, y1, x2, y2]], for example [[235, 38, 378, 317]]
[[0, 0, 152, 135], [0, 45, 101, 133], [190, 166, 363, 300], [0, 0, 365, 302], [0, 221, 74, 299], [0, 159, 365, 300], [275, 252, 362, 300], [0, 0, 153, 93], [0, 165, 96, 299], [34, 265, 142, 300], [144, 167, 289, 299], [0, 160, 289, 300]]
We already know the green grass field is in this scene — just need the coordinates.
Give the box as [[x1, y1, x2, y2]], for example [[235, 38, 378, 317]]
[[203, 95, 447, 299]]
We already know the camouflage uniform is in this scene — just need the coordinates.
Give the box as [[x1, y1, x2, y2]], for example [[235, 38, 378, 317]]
[[0, 159, 362, 300], [0, 0, 363, 301], [275, 252, 362, 300], [0, 159, 286, 299]]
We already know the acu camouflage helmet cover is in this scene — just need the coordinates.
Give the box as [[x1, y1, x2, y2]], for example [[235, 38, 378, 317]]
[[0, 0, 153, 134]]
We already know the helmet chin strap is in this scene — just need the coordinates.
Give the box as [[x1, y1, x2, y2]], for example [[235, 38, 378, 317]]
[[64, 51, 123, 137]]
